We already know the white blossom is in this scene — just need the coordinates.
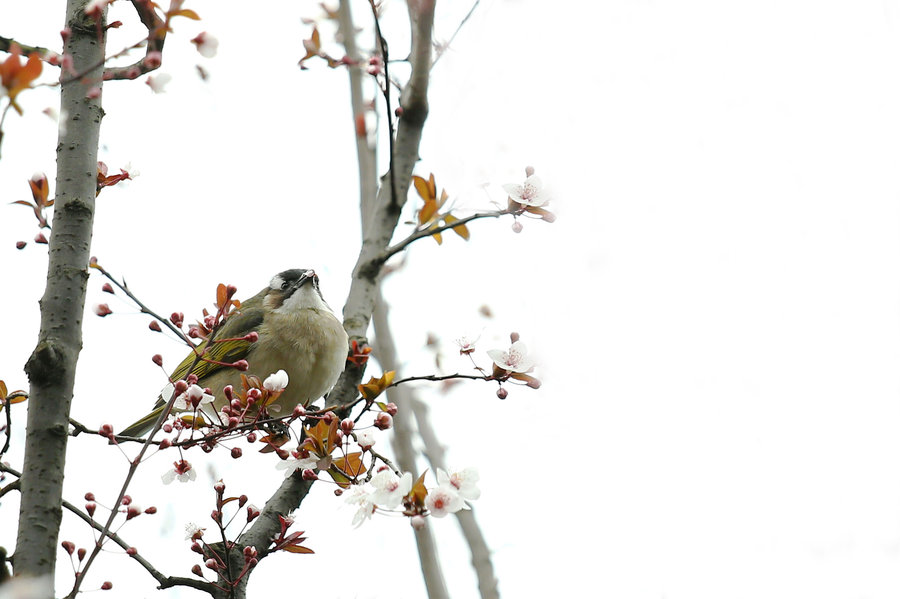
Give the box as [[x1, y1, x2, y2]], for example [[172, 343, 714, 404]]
[[502, 175, 550, 207], [487, 341, 534, 373], [263, 369, 289, 393]]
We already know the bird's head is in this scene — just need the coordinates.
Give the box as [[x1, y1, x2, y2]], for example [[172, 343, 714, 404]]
[[265, 268, 333, 313]]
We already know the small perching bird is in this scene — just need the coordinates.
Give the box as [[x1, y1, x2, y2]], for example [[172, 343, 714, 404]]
[[121, 269, 349, 437]]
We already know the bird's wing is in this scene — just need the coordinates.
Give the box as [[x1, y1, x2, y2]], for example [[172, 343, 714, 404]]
[[120, 299, 267, 437], [162, 303, 266, 403]]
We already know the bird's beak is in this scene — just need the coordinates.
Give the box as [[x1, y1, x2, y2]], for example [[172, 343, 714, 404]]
[[291, 269, 317, 292]]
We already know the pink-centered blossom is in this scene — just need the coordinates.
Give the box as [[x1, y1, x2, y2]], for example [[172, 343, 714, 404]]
[[162, 460, 196, 484], [146, 73, 171, 93], [344, 484, 376, 527], [274, 452, 318, 478], [437, 467, 481, 501], [370, 470, 412, 509], [502, 175, 550, 208], [424, 486, 465, 518], [191, 32, 219, 58], [487, 340, 534, 373]]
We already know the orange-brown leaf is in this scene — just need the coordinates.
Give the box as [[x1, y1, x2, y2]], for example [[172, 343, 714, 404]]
[[282, 545, 315, 554], [333, 452, 366, 478], [216, 283, 227, 309], [0, 380, 7, 399], [413, 175, 434, 203], [443, 214, 470, 240], [169, 8, 201, 19], [418, 198, 438, 226]]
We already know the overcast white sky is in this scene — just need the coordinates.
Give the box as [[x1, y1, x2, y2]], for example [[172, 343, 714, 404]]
[[2, 1, 900, 598]]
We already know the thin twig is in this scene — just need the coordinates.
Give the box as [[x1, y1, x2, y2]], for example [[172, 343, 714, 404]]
[[431, 0, 480, 69]]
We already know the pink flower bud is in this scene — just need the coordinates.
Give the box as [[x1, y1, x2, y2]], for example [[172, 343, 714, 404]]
[[205, 559, 218, 571], [233, 360, 249, 371], [214, 480, 225, 493], [121, 495, 131, 506], [191, 542, 203, 554], [77, 547, 86, 561], [34, 232, 48, 245], [242, 546, 257, 560], [186, 374, 198, 385], [374, 412, 393, 430], [170, 312, 184, 327], [126, 547, 137, 556], [162, 424, 173, 433], [246, 432, 257, 443], [525, 165, 535, 177], [15, 241, 26, 250], [246, 505, 260, 522], [86, 502, 96, 517], [511, 221, 523, 234], [496, 387, 508, 400], [152, 354, 163, 367], [61, 541, 75, 555], [145, 506, 157, 515], [102, 282, 114, 294], [510, 332, 520, 343], [333, 488, 343, 496], [292, 405, 306, 418], [230, 447, 242, 459], [94, 303, 112, 317], [126, 505, 142, 520], [322, 411, 337, 425], [410, 515, 426, 530], [301, 468, 317, 481], [149, 320, 162, 332], [191, 564, 203, 576], [85, 492, 95, 501], [101, 581, 113, 590], [383, 402, 398, 416], [238, 495, 248, 507], [340, 418, 354, 435], [244, 331, 259, 342], [159, 438, 172, 449], [174, 380, 188, 394]]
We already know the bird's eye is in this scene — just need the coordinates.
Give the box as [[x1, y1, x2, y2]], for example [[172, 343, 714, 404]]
[[281, 281, 291, 290]]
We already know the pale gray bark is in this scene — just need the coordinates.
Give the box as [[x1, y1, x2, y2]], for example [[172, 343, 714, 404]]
[[15, 0, 106, 585]]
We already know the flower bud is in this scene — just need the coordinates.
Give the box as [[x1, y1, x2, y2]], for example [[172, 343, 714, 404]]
[[126, 547, 137, 556], [77, 548, 86, 561], [214, 480, 225, 494], [159, 438, 172, 449], [340, 418, 354, 435], [101, 581, 113, 590], [61, 541, 75, 555], [383, 402, 398, 416], [149, 320, 162, 332], [145, 506, 157, 515], [496, 387, 508, 400], [238, 495, 248, 507], [191, 542, 204, 554], [374, 413, 393, 430], [246, 432, 257, 443], [152, 354, 163, 367], [121, 495, 131, 506], [205, 559, 218, 571], [246, 505, 260, 522], [233, 359, 249, 371], [410, 515, 427, 530], [174, 380, 188, 394], [86, 502, 96, 517], [102, 283, 114, 294], [231, 447, 242, 459], [301, 468, 317, 481], [85, 492, 95, 501], [191, 564, 203, 576]]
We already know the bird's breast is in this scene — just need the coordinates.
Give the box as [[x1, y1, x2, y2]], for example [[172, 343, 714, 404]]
[[252, 309, 349, 408]]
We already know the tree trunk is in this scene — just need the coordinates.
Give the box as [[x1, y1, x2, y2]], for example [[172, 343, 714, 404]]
[[15, 0, 105, 586]]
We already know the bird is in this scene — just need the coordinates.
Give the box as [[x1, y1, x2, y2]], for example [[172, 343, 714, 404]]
[[121, 268, 349, 437]]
